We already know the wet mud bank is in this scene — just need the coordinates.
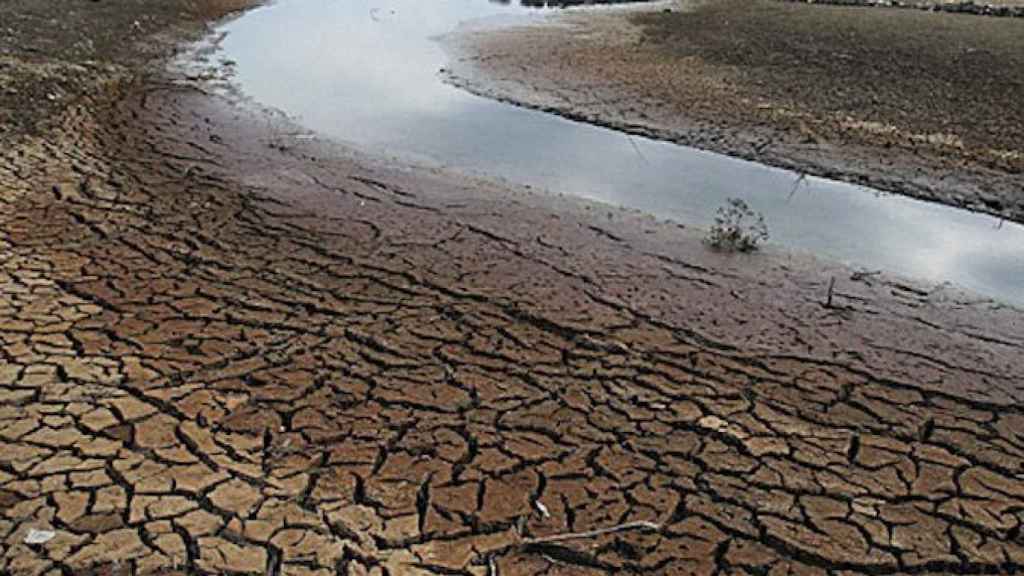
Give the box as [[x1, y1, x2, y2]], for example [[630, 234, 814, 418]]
[[214, 0, 1024, 305], [2, 0, 1024, 574], [780, 0, 1024, 18], [443, 0, 1024, 223]]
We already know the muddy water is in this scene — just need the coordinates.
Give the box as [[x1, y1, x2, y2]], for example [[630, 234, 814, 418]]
[[215, 0, 1024, 306]]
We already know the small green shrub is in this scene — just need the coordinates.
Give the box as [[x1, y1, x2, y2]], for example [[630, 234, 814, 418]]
[[704, 198, 769, 252]]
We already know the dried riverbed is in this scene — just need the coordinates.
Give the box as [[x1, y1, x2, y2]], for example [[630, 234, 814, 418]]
[[2, 1, 1024, 575]]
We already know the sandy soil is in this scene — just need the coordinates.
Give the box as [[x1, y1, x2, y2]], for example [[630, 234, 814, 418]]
[[2, 1, 1024, 575], [444, 0, 1024, 223]]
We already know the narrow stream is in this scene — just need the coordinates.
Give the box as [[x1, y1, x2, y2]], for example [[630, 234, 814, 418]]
[[213, 0, 1024, 306]]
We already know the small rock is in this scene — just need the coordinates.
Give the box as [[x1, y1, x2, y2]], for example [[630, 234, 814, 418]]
[[24, 529, 56, 545]]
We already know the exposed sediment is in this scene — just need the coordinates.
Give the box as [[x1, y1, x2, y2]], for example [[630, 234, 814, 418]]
[[2, 1, 1024, 575], [443, 0, 1024, 223]]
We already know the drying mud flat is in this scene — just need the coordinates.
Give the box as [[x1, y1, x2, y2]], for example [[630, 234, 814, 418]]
[[444, 0, 1024, 223], [2, 1, 1024, 575]]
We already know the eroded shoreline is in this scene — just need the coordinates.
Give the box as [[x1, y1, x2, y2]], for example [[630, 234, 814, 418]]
[[443, 0, 1024, 223]]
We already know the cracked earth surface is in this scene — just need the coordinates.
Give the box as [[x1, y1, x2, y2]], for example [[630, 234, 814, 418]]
[[4, 7, 1024, 576]]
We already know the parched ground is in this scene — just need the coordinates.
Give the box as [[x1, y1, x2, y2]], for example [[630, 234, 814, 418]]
[[3, 1, 1024, 575], [443, 0, 1024, 222]]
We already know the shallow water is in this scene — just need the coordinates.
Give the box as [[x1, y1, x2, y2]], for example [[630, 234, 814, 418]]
[[216, 0, 1024, 306]]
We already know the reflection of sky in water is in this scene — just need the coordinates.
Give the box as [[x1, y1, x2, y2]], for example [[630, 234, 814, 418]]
[[219, 0, 1024, 306]]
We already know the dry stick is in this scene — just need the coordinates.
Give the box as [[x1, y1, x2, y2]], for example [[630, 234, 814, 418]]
[[826, 276, 836, 308], [484, 520, 662, 575], [522, 520, 661, 546]]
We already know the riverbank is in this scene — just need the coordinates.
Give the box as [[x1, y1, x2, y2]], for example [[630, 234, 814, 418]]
[[3, 1, 1024, 574], [444, 0, 1024, 223]]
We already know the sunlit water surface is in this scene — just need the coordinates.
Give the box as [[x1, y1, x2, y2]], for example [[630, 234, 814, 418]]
[[214, 0, 1024, 306]]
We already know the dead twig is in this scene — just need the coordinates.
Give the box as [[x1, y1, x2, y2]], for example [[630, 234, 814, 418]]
[[481, 519, 662, 573], [850, 269, 881, 283], [522, 520, 661, 546]]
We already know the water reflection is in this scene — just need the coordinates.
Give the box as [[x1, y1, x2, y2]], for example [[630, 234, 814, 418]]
[[216, 0, 1024, 306]]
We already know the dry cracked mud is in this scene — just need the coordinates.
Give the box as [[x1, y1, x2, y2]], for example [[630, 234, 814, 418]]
[[3, 2, 1024, 575]]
